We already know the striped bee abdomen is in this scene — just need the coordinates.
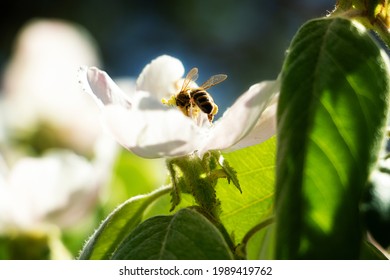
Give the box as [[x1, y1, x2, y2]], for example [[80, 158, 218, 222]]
[[191, 89, 214, 114]]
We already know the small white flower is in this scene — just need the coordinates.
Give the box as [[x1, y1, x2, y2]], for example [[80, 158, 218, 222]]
[[0, 20, 120, 238], [0, 151, 99, 231], [79, 55, 279, 159], [1, 19, 102, 155]]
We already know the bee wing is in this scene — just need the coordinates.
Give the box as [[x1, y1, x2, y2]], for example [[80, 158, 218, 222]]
[[181, 67, 199, 91], [200, 74, 227, 90]]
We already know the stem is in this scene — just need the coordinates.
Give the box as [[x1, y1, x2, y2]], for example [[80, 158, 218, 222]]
[[166, 155, 220, 218], [236, 216, 275, 258], [331, 0, 390, 48]]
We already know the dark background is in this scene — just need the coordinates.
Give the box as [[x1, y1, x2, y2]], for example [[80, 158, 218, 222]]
[[0, 0, 333, 110]]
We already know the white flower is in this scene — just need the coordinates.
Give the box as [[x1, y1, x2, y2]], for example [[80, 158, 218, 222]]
[[0, 19, 119, 232], [0, 151, 99, 232], [1, 19, 102, 155], [79, 55, 279, 159]]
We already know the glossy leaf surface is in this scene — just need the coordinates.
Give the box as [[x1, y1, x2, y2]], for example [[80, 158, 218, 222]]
[[275, 17, 390, 259], [78, 186, 170, 259], [111, 208, 234, 259]]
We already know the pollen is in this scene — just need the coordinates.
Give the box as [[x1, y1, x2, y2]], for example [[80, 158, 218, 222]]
[[161, 95, 177, 106]]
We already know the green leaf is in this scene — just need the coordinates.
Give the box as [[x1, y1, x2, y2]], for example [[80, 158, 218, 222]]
[[78, 186, 170, 260], [276, 17, 390, 259], [111, 208, 234, 260], [217, 137, 276, 243], [105, 148, 166, 212], [217, 152, 241, 193], [245, 223, 276, 260]]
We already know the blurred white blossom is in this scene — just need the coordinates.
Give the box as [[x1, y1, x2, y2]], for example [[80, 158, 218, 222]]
[[1, 18, 103, 155], [0, 151, 98, 231], [0, 19, 118, 235]]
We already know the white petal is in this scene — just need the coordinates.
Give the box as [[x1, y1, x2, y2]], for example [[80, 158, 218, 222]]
[[198, 79, 279, 156], [78, 66, 132, 109], [4, 151, 97, 229], [2, 20, 102, 155], [136, 55, 184, 100], [4, 19, 100, 121], [227, 94, 278, 151], [102, 97, 205, 158]]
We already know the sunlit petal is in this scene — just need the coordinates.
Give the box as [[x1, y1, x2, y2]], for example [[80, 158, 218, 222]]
[[80, 55, 280, 160], [79, 66, 132, 109], [102, 95, 205, 158], [136, 55, 184, 100], [1, 151, 96, 229], [198, 79, 279, 157], [227, 94, 278, 151], [3, 19, 102, 155]]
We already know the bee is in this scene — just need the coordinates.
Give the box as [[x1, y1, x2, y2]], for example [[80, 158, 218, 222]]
[[176, 67, 227, 122]]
